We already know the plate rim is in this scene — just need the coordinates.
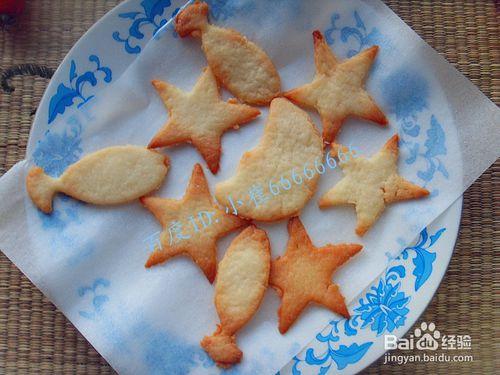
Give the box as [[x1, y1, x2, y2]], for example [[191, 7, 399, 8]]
[[348, 198, 462, 374], [26, 1, 464, 374]]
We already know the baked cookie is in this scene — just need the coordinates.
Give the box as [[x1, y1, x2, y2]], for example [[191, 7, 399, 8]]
[[175, 1, 281, 105], [215, 98, 323, 222], [141, 163, 247, 283], [26, 145, 169, 213], [284, 30, 387, 143], [319, 135, 430, 236], [149, 67, 260, 174], [201, 225, 270, 367], [270, 217, 362, 334]]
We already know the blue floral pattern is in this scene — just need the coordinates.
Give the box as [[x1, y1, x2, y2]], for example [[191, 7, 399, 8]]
[[402, 227, 445, 291], [324, 11, 386, 57], [35, 198, 94, 265], [142, 329, 212, 374], [76, 279, 215, 373], [33, 117, 83, 177], [292, 226, 445, 373], [32, 115, 84, 231], [31, 111, 94, 270], [78, 278, 111, 320], [295, 326, 373, 373], [381, 68, 449, 188], [37, 196, 82, 232], [415, 116, 449, 183], [206, 0, 255, 21], [48, 55, 112, 124], [113, 0, 175, 54], [382, 69, 429, 125], [355, 266, 410, 335]]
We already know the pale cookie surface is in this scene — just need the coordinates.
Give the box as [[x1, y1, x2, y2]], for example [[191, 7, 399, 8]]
[[201, 225, 270, 367], [175, 1, 281, 105], [319, 134, 430, 236], [284, 30, 387, 143], [215, 98, 323, 222], [26, 145, 169, 213], [270, 217, 362, 334], [141, 164, 247, 283], [149, 67, 260, 174]]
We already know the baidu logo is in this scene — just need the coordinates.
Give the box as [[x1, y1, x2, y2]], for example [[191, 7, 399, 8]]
[[384, 322, 465, 351]]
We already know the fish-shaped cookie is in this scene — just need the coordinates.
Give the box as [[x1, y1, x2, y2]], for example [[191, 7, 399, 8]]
[[215, 98, 323, 221], [201, 225, 270, 367], [175, 1, 281, 105], [26, 145, 169, 213]]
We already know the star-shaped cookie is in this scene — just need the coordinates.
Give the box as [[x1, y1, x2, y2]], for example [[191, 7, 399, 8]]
[[141, 163, 247, 282], [319, 134, 430, 236], [270, 217, 362, 334], [284, 30, 388, 143], [149, 67, 260, 173]]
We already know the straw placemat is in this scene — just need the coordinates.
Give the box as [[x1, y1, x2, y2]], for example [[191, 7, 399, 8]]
[[0, 1, 498, 374]]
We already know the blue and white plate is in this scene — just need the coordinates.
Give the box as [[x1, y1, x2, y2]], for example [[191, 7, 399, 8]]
[[26, 1, 462, 373]]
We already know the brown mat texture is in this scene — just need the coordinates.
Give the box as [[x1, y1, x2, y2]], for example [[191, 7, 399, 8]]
[[0, 0, 498, 374]]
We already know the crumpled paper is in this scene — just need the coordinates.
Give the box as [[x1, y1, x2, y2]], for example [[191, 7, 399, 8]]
[[0, 0, 498, 374]]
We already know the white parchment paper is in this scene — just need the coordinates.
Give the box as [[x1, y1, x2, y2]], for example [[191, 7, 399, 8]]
[[0, 1, 498, 374]]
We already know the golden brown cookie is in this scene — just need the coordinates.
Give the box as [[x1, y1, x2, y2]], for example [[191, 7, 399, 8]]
[[201, 225, 270, 368], [284, 30, 388, 143], [215, 98, 323, 222], [141, 163, 247, 282], [270, 217, 362, 334], [26, 145, 169, 214], [149, 67, 260, 174], [319, 134, 430, 236], [175, 1, 281, 105]]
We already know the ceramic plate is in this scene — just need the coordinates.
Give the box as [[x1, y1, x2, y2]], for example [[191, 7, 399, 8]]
[[26, 1, 462, 373]]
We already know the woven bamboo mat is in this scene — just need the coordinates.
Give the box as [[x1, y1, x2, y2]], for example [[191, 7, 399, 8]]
[[0, 0, 498, 374]]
